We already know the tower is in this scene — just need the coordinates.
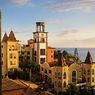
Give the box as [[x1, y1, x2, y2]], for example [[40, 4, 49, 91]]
[[33, 22, 48, 64], [74, 48, 79, 61], [2, 31, 19, 77]]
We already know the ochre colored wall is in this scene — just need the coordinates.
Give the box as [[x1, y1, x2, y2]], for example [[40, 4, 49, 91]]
[[47, 48, 54, 63]]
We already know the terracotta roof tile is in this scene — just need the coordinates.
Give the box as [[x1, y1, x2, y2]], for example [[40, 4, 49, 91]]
[[2, 79, 28, 92]]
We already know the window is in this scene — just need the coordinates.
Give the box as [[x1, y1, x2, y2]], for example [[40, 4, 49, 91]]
[[11, 45, 14, 50], [10, 53, 12, 58], [72, 71, 77, 82], [58, 72, 62, 79], [55, 72, 57, 78], [64, 82, 66, 87], [22, 52, 24, 55], [63, 72, 66, 79], [92, 69, 94, 75], [88, 69, 90, 75], [2, 45, 3, 48], [40, 49, 45, 55], [41, 67, 43, 71], [88, 77, 90, 82], [27, 51, 30, 55], [34, 57, 36, 62], [10, 61, 16, 65], [27, 56, 30, 60], [34, 51, 36, 55], [10, 61, 13, 65], [40, 58, 45, 64], [41, 38, 45, 42], [45, 69, 47, 73], [41, 34, 44, 37], [1, 53, 3, 57], [49, 70, 51, 74], [1, 61, 3, 65], [55, 81, 57, 87], [9, 49, 11, 51], [34, 39, 36, 43], [58, 81, 61, 87], [92, 77, 94, 82]]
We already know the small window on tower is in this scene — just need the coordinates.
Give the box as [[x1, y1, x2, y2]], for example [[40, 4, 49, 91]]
[[34, 51, 36, 55], [41, 34, 44, 37], [40, 49, 45, 55], [34, 39, 36, 43], [41, 38, 45, 43], [10, 53, 12, 58]]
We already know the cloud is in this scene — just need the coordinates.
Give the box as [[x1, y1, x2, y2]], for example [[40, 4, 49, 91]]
[[44, 0, 95, 12], [58, 29, 80, 36], [82, 37, 95, 44], [3, 0, 31, 6], [48, 26, 95, 48]]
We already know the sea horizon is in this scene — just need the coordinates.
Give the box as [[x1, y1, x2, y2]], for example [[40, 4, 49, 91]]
[[56, 48, 95, 62]]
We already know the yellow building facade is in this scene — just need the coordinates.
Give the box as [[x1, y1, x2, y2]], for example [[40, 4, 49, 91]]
[[2, 31, 19, 77], [82, 51, 95, 87], [20, 39, 34, 61], [40, 51, 95, 93]]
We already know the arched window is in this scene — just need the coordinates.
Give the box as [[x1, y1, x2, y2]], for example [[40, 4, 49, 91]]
[[63, 72, 66, 79], [41, 38, 45, 43], [64, 81, 66, 87], [72, 71, 77, 82], [88, 69, 90, 75], [58, 81, 61, 87], [92, 69, 94, 75], [58, 72, 62, 79]]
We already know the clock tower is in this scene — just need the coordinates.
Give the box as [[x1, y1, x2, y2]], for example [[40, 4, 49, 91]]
[[33, 22, 48, 64]]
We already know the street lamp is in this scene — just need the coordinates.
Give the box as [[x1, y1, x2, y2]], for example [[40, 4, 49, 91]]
[[0, 10, 2, 95]]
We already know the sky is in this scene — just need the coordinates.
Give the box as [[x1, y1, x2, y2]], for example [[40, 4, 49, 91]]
[[0, 0, 95, 48]]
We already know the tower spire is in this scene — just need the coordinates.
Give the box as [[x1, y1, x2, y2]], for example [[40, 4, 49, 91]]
[[74, 48, 79, 61], [85, 51, 93, 64]]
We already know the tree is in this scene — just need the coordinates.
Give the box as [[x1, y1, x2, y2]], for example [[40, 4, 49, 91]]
[[62, 50, 69, 59], [65, 84, 79, 95]]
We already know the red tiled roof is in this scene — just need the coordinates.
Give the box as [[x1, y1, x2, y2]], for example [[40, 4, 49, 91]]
[[66, 60, 74, 66], [49, 61, 58, 67], [2, 79, 28, 92]]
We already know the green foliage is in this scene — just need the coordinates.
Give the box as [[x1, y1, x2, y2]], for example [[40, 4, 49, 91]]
[[54, 50, 81, 63], [65, 84, 79, 95]]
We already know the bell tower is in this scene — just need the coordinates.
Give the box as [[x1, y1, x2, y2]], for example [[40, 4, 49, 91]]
[[33, 22, 48, 64]]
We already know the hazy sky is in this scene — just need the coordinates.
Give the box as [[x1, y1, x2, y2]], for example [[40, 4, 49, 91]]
[[0, 0, 95, 48]]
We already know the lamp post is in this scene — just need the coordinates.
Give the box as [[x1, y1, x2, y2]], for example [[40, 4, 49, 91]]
[[0, 10, 2, 95]]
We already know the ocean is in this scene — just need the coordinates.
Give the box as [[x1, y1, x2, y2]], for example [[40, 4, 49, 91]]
[[56, 48, 95, 62]]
